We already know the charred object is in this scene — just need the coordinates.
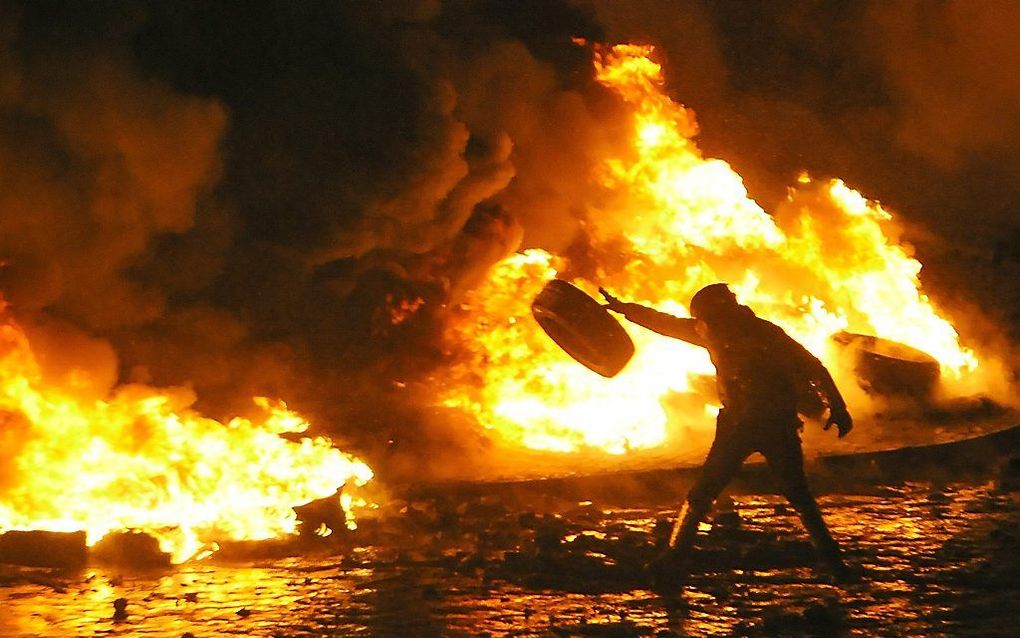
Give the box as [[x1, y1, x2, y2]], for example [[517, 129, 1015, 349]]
[[832, 331, 940, 397], [0, 530, 87, 568], [92, 531, 172, 568], [530, 280, 944, 402], [531, 279, 635, 377]]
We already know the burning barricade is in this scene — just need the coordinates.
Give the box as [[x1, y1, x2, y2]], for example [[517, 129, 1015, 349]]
[[435, 44, 1010, 479], [0, 299, 374, 566], [0, 42, 1015, 577]]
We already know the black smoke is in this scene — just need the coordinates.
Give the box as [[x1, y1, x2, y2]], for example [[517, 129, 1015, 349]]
[[592, 0, 1020, 242], [0, 1, 624, 479], [1, 0, 1017, 480]]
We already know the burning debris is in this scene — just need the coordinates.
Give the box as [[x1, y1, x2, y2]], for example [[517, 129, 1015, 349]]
[[436, 44, 1007, 475], [0, 2, 1014, 491], [0, 299, 374, 563], [0, 1, 1018, 635], [0, 7, 1018, 638], [0, 31, 1013, 576]]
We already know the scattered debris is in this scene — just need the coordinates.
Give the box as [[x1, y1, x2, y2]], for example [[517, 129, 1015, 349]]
[[0, 531, 87, 568], [113, 597, 128, 621], [92, 531, 172, 568], [998, 456, 1020, 491], [550, 620, 652, 637]]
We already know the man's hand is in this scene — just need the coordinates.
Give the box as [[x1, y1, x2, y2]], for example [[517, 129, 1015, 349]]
[[824, 405, 853, 438], [600, 287, 627, 313]]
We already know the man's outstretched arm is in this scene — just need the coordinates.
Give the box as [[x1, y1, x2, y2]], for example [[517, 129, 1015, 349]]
[[600, 288, 706, 347]]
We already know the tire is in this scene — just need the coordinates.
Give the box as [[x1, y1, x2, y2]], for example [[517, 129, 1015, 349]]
[[531, 280, 635, 378], [832, 332, 940, 397]]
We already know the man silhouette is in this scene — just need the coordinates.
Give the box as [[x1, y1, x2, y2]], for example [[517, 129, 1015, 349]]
[[601, 283, 854, 583]]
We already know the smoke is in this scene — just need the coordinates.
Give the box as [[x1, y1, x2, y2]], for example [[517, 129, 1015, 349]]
[[0, 2, 227, 418], [0, 6, 226, 326], [589, 0, 1020, 248], [0, 1, 1016, 483], [588, 0, 1020, 376], [0, 1, 629, 480], [866, 0, 1020, 169]]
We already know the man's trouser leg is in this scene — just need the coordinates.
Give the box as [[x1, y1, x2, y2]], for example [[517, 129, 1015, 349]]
[[762, 433, 847, 573], [669, 433, 749, 556]]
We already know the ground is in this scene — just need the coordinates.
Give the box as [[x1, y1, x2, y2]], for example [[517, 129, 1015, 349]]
[[2, 473, 1019, 637]]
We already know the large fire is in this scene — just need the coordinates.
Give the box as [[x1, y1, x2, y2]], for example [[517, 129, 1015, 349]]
[[0, 43, 989, 553], [0, 300, 373, 563], [439, 44, 981, 459]]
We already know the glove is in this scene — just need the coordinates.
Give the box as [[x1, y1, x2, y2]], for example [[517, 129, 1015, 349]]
[[599, 287, 627, 313], [824, 406, 853, 438]]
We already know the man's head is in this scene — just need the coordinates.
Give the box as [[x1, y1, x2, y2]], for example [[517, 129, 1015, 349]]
[[689, 283, 738, 321]]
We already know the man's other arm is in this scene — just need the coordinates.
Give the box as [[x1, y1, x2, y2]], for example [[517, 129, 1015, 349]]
[[771, 324, 853, 436]]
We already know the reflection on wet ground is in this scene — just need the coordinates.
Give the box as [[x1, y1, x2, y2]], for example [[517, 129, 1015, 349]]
[[2, 481, 1019, 637]]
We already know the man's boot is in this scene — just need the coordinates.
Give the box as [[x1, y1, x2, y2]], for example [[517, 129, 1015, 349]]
[[668, 500, 703, 552], [797, 504, 857, 582], [647, 500, 703, 591]]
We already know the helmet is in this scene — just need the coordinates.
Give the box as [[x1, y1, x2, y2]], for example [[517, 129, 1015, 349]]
[[689, 283, 737, 319]]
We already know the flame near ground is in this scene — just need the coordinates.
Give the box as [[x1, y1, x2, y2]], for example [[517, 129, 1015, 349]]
[[438, 44, 1008, 468], [0, 300, 373, 563]]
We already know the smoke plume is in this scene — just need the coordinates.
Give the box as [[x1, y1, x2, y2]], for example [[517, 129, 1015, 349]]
[[0, 1, 1016, 481]]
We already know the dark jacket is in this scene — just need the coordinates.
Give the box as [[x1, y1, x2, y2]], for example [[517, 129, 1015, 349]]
[[619, 302, 845, 427]]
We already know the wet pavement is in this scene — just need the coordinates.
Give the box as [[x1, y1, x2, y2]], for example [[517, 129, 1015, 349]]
[[2, 477, 1020, 637]]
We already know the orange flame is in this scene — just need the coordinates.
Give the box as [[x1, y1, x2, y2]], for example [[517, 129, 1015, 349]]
[[439, 44, 980, 460], [0, 301, 373, 563]]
